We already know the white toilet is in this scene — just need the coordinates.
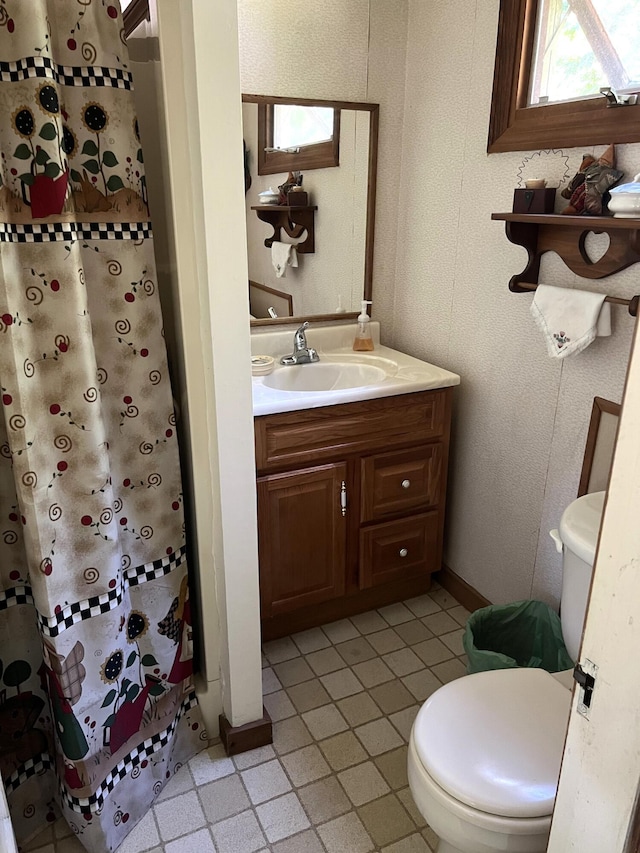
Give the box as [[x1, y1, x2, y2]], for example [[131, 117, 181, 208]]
[[408, 491, 605, 853]]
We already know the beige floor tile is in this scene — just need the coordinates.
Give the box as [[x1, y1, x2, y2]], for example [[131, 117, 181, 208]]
[[389, 705, 421, 741], [57, 839, 85, 853], [367, 627, 406, 654], [155, 763, 194, 802], [188, 743, 234, 785], [302, 703, 349, 740], [401, 669, 443, 702], [273, 657, 315, 687], [317, 812, 375, 853], [338, 760, 390, 805], [337, 692, 383, 727], [423, 824, 440, 849], [233, 744, 276, 771], [164, 827, 215, 853], [382, 647, 424, 677], [397, 787, 427, 828], [440, 628, 465, 656], [335, 636, 378, 664], [394, 620, 434, 646], [355, 717, 404, 756], [241, 758, 292, 804], [263, 636, 301, 664], [297, 776, 351, 824], [281, 744, 331, 786], [352, 657, 395, 688], [358, 793, 416, 847], [199, 773, 250, 823], [263, 689, 297, 722], [115, 810, 160, 852], [448, 604, 472, 627], [22, 827, 53, 851], [412, 638, 454, 667], [154, 790, 206, 842], [322, 618, 360, 643], [350, 610, 388, 634], [378, 602, 415, 626], [320, 667, 364, 699], [306, 646, 346, 676], [319, 730, 368, 770], [256, 791, 310, 843], [430, 657, 467, 684], [262, 667, 283, 695], [370, 679, 415, 715], [422, 611, 459, 636], [428, 588, 458, 610], [382, 832, 432, 852], [403, 594, 441, 618], [210, 809, 266, 853], [286, 678, 331, 713], [271, 828, 325, 853], [291, 627, 331, 654], [375, 746, 409, 790], [54, 818, 73, 840], [273, 716, 313, 755]]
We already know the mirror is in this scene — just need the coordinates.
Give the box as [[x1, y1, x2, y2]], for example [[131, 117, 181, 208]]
[[243, 95, 378, 327]]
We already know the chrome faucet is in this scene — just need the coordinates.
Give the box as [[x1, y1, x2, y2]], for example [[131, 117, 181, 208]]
[[280, 322, 319, 365]]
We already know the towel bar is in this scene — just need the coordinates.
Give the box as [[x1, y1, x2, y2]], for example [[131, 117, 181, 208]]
[[514, 282, 639, 317]]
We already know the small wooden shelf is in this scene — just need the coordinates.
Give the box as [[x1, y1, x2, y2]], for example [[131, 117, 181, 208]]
[[251, 204, 318, 253], [492, 212, 640, 315]]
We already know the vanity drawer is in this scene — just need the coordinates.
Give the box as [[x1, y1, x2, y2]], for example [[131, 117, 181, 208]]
[[361, 444, 442, 522], [359, 512, 439, 589], [255, 389, 449, 472]]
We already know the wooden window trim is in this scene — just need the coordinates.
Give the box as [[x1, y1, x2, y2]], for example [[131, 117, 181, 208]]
[[488, 0, 640, 154], [123, 0, 150, 37], [256, 102, 340, 176]]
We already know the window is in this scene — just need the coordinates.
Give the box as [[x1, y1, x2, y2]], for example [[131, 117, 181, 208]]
[[256, 101, 340, 176], [488, 0, 640, 153]]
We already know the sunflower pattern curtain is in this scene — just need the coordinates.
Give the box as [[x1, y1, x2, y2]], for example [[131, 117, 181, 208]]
[[0, 3, 205, 851]]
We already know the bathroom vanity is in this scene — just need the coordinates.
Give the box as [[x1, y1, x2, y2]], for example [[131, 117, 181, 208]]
[[252, 324, 459, 640]]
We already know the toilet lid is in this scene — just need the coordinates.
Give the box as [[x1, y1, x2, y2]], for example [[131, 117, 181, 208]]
[[412, 668, 571, 818]]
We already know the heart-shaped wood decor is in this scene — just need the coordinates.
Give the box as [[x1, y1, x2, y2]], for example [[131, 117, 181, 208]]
[[580, 231, 611, 264]]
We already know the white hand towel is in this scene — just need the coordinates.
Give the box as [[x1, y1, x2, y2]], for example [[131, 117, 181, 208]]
[[271, 242, 298, 278], [531, 285, 611, 359]]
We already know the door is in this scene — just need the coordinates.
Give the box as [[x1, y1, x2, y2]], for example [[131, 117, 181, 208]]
[[257, 463, 347, 617], [548, 318, 640, 852]]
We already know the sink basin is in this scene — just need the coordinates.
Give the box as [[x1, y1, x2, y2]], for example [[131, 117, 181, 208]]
[[263, 361, 388, 392]]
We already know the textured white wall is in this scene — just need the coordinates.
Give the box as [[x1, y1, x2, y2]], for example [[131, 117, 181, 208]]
[[239, 0, 638, 608], [393, 0, 640, 606]]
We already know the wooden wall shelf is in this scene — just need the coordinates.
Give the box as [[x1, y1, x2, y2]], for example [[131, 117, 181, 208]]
[[251, 205, 318, 254], [492, 212, 640, 316]]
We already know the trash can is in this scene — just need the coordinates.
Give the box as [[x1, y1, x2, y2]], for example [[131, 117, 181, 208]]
[[463, 599, 574, 674]]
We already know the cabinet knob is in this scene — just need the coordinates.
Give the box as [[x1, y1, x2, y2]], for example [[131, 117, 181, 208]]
[[401, 479, 411, 489], [399, 548, 408, 557]]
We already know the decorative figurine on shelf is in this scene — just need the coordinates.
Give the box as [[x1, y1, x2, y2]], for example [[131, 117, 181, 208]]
[[561, 144, 624, 216], [278, 171, 303, 204]]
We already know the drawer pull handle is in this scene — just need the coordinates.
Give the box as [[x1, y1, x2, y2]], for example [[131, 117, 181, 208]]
[[399, 547, 408, 557], [340, 480, 347, 517], [401, 479, 411, 489]]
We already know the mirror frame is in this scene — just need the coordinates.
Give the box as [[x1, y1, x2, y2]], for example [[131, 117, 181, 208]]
[[243, 94, 379, 328]]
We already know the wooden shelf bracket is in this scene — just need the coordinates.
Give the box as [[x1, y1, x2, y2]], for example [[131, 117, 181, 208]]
[[251, 205, 317, 254]]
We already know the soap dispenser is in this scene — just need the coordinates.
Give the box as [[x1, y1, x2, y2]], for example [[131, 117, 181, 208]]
[[353, 300, 374, 351]]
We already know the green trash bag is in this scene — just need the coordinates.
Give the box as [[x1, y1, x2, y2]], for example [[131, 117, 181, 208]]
[[463, 599, 574, 674]]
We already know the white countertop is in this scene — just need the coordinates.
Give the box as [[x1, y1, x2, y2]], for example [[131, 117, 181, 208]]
[[251, 323, 460, 416]]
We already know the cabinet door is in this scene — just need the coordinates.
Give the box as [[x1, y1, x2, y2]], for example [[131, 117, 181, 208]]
[[257, 463, 347, 618]]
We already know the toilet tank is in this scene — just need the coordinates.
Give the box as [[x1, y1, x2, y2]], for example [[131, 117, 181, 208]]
[[558, 491, 605, 661]]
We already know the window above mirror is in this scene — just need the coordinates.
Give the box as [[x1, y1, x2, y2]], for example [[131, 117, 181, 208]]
[[256, 99, 340, 176], [488, 0, 640, 153]]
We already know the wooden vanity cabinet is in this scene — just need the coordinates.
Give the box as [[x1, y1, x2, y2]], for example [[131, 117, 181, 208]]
[[255, 388, 453, 640]]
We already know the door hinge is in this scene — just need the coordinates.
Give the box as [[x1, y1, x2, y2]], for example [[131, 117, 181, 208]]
[[573, 659, 598, 718]]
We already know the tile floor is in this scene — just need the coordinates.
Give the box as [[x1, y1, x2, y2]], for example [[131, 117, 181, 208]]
[[22, 583, 469, 853]]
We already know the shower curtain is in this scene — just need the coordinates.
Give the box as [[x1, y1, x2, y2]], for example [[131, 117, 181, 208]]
[[0, 3, 205, 850]]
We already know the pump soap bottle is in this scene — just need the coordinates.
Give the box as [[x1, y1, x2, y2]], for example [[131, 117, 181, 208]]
[[353, 300, 374, 351]]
